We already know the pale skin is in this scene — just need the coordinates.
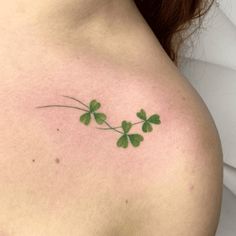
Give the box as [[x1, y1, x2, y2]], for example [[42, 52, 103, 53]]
[[0, 0, 223, 235]]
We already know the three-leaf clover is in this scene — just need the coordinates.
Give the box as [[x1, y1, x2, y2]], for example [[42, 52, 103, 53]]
[[117, 121, 144, 148], [37, 95, 162, 149], [80, 100, 107, 125], [137, 109, 161, 133]]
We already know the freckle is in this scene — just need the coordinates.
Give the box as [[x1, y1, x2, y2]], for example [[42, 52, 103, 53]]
[[190, 185, 194, 191], [32, 159, 35, 163], [55, 158, 60, 164], [57, 128, 60, 132], [125, 199, 128, 204], [182, 96, 186, 101]]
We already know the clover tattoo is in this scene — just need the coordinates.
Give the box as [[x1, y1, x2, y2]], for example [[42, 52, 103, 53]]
[[36, 95, 161, 148]]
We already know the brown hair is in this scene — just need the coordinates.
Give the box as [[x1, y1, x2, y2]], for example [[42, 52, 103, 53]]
[[134, 0, 215, 64]]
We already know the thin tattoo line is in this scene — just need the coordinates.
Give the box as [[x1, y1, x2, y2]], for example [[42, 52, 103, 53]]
[[103, 121, 124, 134], [61, 95, 89, 109], [36, 104, 123, 134], [35, 105, 89, 112]]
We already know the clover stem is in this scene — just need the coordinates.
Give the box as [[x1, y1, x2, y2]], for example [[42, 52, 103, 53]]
[[97, 120, 145, 131], [132, 121, 145, 126], [35, 105, 89, 112], [103, 121, 124, 134], [61, 95, 90, 109]]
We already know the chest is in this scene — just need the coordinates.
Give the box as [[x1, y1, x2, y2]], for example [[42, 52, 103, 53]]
[[0, 51, 195, 236], [0, 98, 167, 236]]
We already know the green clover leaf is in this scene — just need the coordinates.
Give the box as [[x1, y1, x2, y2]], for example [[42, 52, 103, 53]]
[[117, 133, 144, 148], [79, 99, 107, 126], [136, 109, 147, 120], [80, 112, 91, 125], [137, 109, 161, 133], [117, 120, 144, 148], [89, 100, 101, 112], [121, 121, 132, 133], [142, 121, 153, 132], [148, 114, 161, 124], [117, 134, 129, 148], [128, 134, 144, 147], [94, 112, 107, 125]]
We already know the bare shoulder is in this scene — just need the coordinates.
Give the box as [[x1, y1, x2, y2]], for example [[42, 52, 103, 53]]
[[124, 71, 224, 236], [0, 59, 223, 235]]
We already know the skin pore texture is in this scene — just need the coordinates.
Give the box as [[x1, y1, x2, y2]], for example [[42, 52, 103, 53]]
[[0, 0, 223, 235]]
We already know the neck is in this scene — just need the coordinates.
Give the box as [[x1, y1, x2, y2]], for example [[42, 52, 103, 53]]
[[0, 0, 173, 72], [1, 1, 142, 51], [3, 0, 132, 18], [2, 0, 137, 38]]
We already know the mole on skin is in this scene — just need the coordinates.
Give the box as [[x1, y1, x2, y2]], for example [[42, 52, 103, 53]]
[[56, 129, 61, 164], [190, 185, 195, 192]]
